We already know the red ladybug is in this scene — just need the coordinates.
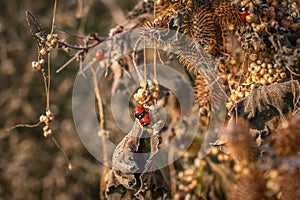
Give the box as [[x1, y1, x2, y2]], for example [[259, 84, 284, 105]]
[[134, 105, 145, 120], [139, 112, 151, 127], [239, 7, 249, 22]]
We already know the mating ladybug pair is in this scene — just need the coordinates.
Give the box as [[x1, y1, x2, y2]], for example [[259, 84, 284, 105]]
[[134, 105, 151, 127]]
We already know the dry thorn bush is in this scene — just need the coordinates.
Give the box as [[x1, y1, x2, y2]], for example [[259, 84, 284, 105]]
[[1, 0, 300, 199]]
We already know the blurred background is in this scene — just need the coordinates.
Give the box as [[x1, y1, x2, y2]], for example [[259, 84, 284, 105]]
[[0, 0, 136, 199]]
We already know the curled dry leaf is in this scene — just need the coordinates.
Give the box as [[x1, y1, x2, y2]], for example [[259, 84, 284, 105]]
[[229, 80, 300, 133], [112, 123, 142, 174], [106, 122, 170, 199]]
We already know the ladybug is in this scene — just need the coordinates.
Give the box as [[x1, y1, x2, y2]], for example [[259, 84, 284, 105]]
[[239, 6, 249, 22], [139, 112, 151, 127], [134, 105, 146, 120]]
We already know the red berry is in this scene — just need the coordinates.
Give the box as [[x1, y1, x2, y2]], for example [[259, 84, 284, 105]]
[[239, 7, 249, 22], [94, 49, 104, 61], [139, 112, 150, 126]]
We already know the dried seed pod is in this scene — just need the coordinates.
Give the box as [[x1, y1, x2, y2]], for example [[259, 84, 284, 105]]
[[246, 14, 254, 23], [175, 45, 217, 113], [256, 59, 262, 65], [43, 129, 52, 138], [190, 3, 217, 54], [279, 72, 286, 79], [267, 77, 274, 84], [46, 34, 53, 42], [213, 0, 241, 27], [194, 74, 210, 112], [46, 110, 54, 122], [249, 54, 258, 62], [267, 63, 273, 69], [237, 91, 245, 99], [156, 0, 164, 6], [263, 73, 270, 80], [230, 94, 239, 102], [31, 60, 44, 70], [260, 78, 268, 85], [228, 23, 235, 32], [259, 68, 266, 76], [267, 68, 273, 75], [249, 62, 257, 69], [254, 65, 261, 73], [230, 58, 238, 65], [273, 73, 279, 79], [226, 101, 234, 110], [39, 47, 48, 55]]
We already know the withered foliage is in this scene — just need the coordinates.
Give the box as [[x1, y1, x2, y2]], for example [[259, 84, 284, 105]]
[[190, 2, 219, 55], [106, 170, 169, 200], [212, 0, 241, 27], [5, 0, 300, 199], [106, 124, 170, 199], [229, 80, 300, 131]]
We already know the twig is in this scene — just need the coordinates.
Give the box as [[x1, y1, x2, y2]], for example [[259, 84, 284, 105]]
[[168, 145, 177, 197], [50, 0, 58, 34], [132, 35, 145, 82], [90, 67, 108, 165], [46, 53, 51, 111], [56, 51, 83, 73], [5, 121, 42, 131], [58, 40, 100, 51], [143, 37, 147, 82], [55, 26, 86, 39], [50, 135, 72, 170]]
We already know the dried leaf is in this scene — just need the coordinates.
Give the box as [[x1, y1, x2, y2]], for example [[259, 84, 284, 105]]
[[229, 81, 300, 132], [112, 123, 142, 173], [136, 171, 170, 200], [106, 121, 169, 199]]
